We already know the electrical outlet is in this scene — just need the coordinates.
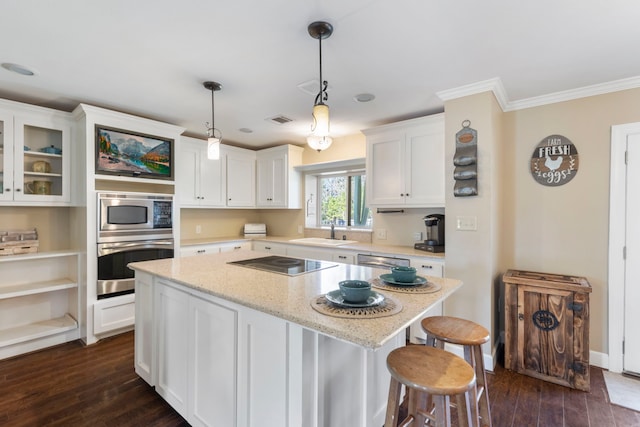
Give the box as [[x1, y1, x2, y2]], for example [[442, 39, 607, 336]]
[[195, 225, 202, 234], [376, 228, 387, 239], [297, 225, 303, 234], [413, 232, 422, 241]]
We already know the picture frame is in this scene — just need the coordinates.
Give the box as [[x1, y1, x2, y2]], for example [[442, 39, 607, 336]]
[[95, 125, 174, 181]]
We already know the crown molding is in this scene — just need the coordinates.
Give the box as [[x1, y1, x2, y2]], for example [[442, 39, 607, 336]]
[[436, 75, 640, 112], [436, 78, 509, 111], [506, 75, 640, 111]]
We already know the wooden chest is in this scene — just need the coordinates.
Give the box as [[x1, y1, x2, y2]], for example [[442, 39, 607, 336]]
[[503, 269, 592, 391]]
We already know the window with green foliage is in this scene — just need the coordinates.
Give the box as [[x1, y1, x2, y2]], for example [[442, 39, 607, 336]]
[[318, 173, 371, 228]]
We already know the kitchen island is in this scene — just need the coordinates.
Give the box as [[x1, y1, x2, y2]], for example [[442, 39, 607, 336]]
[[129, 250, 462, 427]]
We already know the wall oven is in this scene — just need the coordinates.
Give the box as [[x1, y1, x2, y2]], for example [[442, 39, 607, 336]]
[[97, 192, 174, 299]]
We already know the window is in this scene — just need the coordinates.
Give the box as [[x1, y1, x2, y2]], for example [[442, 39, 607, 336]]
[[317, 172, 371, 228]]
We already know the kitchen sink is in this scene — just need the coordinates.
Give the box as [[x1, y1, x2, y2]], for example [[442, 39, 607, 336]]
[[288, 237, 358, 246]]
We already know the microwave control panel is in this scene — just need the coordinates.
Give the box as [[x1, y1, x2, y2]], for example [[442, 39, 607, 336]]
[[153, 201, 173, 228]]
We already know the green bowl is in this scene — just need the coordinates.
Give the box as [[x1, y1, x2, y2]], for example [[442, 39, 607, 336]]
[[391, 266, 417, 283], [339, 280, 371, 303]]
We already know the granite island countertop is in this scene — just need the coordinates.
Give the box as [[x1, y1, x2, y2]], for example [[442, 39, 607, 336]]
[[129, 249, 461, 350]]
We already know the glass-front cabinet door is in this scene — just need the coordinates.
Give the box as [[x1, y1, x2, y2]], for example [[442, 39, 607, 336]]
[[12, 114, 71, 203], [0, 110, 15, 202]]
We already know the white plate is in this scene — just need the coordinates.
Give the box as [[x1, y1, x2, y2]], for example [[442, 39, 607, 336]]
[[325, 289, 385, 308]]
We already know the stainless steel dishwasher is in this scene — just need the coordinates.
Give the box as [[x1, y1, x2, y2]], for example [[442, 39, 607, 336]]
[[356, 253, 410, 269]]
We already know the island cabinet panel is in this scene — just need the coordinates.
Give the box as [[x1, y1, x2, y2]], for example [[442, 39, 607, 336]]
[[306, 331, 402, 427], [237, 308, 302, 427], [155, 281, 190, 418], [189, 295, 238, 427], [134, 272, 154, 385], [503, 269, 592, 391]]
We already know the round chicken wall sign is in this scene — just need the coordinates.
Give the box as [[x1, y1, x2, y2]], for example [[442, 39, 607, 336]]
[[530, 134, 579, 186]]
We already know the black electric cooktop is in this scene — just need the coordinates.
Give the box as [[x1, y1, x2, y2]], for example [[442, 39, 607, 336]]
[[228, 255, 338, 276]]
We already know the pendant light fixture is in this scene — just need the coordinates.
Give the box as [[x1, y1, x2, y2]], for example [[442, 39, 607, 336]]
[[307, 21, 333, 152], [204, 81, 222, 160]]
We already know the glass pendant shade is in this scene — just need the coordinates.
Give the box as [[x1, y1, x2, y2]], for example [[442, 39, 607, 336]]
[[307, 104, 332, 151], [207, 136, 220, 160]]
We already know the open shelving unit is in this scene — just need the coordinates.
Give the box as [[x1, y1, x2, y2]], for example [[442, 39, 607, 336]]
[[0, 250, 81, 359]]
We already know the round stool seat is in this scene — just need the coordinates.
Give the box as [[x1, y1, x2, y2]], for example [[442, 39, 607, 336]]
[[421, 315, 490, 346], [385, 345, 478, 427], [387, 345, 475, 395]]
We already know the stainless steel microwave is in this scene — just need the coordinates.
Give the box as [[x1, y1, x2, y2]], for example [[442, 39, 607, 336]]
[[97, 192, 173, 243]]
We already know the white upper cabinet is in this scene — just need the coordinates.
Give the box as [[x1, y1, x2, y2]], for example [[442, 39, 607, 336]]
[[177, 139, 257, 209], [0, 106, 72, 205], [364, 114, 444, 207], [177, 136, 225, 208], [256, 144, 303, 209], [224, 145, 256, 208]]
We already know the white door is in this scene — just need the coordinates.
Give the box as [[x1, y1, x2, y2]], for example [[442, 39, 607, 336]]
[[624, 133, 640, 375]]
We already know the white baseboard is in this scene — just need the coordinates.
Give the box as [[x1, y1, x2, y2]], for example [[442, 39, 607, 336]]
[[590, 350, 609, 369]]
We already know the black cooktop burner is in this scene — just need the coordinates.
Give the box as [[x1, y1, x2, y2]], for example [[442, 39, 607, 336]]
[[228, 255, 337, 276]]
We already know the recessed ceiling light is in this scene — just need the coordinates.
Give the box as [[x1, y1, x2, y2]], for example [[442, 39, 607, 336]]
[[239, 128, 253, 133], [354, 93, 375, 103], [1, 63, 36, 76]]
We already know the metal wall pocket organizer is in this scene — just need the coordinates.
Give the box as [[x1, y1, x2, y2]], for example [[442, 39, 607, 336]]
[[453, 120, 478, 197]]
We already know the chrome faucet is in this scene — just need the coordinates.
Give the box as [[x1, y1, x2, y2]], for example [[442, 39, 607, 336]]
[[330, 218, 336, 240]]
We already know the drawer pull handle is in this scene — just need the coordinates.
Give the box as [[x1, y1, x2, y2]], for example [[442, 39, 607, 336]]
[[421, 265, 433, 269]]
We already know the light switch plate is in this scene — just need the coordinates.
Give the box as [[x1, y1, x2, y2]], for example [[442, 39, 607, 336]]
[[376, 228, 387, 239], [456, 216, 477, 231]]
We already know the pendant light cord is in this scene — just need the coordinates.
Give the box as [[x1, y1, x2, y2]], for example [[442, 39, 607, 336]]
[[315, 36, 328, 106]]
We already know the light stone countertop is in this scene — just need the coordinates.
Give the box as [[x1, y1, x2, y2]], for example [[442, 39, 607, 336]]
[[181, 235, 445, 260], [129, 249, 461, 350]]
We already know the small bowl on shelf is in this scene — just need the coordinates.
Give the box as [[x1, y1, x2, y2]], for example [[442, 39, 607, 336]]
[[390, 266, 417, 283], [338, 280, 372, 303], [40, 145, 62, 155]]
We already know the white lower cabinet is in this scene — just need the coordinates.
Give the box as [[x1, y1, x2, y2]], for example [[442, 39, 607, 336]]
[[155, 281, 190, 417], [144, 278, 297, 427], [93, 293, 135, 335], [134, 272, 154, 385], [252, 241, 287, 255], [217, 241, 251, 252], [407, 256, 445, 344], [189, 294, 238, 427], [181, 241, 250, 257]]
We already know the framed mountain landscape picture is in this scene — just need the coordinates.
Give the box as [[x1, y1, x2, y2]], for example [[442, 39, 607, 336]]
[[95, 125, 174, 181]]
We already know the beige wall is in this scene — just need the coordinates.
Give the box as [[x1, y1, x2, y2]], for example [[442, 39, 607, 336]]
[[0, 207, 72, 251], [442, 92, 504, 354], [302, 133, 366, 164], [505, 87, 640, 353], [444, 87, 640, 356]]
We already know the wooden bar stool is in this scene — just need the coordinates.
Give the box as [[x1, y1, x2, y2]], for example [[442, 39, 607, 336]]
[[421, 316, 492, 427], [384, 345, 478, 427]]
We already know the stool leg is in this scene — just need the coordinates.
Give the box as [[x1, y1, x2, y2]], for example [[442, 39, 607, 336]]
[[472, 345, 492, 427], [433, 395, 452, 427], [385, 377, 402, 427]]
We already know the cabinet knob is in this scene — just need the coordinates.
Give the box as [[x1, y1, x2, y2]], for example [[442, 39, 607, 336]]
[[228, 198, 232, 201], [518, 313, 524, 321], [265, 246, 271, 250], [15, 188, 21, 192], [400, 193, 404, 196], [5, 188, 10, 192], [406, 193, 410, 196]]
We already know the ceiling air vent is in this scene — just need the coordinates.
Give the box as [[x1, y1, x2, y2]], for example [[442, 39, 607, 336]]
[[266, 115, 294, 125]]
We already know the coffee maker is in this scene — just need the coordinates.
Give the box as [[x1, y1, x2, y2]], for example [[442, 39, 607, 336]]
[[414, 214, 445, 253]]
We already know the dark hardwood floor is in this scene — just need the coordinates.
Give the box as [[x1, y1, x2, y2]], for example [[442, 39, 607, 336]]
[[0, 332, 638, 426]]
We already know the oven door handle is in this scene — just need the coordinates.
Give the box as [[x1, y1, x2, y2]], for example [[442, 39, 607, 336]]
[[98, 240, 174, 256]]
